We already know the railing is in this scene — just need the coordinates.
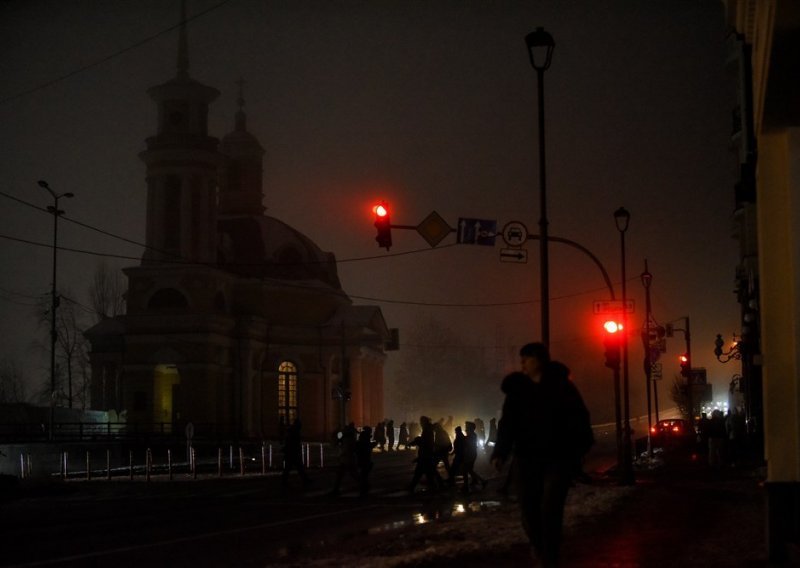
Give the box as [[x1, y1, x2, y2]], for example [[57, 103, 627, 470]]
[[0, 422, 228, 442]]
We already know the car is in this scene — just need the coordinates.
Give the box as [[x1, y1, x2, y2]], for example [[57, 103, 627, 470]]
[[650, 418, 695, 449]]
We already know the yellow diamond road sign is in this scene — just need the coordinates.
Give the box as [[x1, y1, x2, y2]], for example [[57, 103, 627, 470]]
[[416, 211, 453, 247]]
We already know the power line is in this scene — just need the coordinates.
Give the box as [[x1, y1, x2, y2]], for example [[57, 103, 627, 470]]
[[0, 0, 234, 106]]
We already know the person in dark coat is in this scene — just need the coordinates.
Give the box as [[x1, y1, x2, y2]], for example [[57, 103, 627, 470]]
[[329, 423, 359, 495], [406, 416, 444, 492], [433, 421, 453, 480], [356, 425, 377, 495], [474, 417, 486, 447], [398, 422, 410, 450], [449, 426, 466, 488], [374, 421, 387, 451], [490, 343, 593, 567], [386, 419, 395, 451], [463, 421, 487, 493], [281, 418, 311, 487]]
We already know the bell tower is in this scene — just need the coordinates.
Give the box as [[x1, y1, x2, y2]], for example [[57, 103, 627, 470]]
[[139, 0, 224, 265]]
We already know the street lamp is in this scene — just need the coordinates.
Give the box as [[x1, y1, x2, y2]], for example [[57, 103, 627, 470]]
[[714, 333, 741, 363], [38, 180, 73, 439], [525, 27, 554, 346], [640, 260, 655, 454], [614, 206, 634, 484]]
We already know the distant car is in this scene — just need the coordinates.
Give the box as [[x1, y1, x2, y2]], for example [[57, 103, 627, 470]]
[[650, 418, 695, 448]]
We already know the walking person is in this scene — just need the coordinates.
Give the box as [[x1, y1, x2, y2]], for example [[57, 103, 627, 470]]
[[281, 418, 311, 488], [386, 419, 395, 451], [407, 416, 444, 493], [449, 426, 466, 488], [329, 423, 359, 495], [374, 420, 387, 452], [398, 422, 409, 450], [490, 343, 594, 567], [433, 420, 453, 481], [463, 421, 488, 493], [356, 425, 377, 496], [474, 417, 486, 448]]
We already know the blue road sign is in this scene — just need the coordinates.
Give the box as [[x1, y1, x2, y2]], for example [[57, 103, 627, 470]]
[[457, 218, 496, 246]]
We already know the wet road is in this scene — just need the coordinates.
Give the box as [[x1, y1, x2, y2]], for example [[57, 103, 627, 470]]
[[1, 436, 619, 567]]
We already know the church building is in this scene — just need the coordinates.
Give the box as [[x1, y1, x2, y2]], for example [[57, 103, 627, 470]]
[[84, 15, 392, 442]]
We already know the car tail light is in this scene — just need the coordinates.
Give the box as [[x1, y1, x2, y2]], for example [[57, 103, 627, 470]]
[[672, 425, 681, 433], [650, 426, 657, 434]]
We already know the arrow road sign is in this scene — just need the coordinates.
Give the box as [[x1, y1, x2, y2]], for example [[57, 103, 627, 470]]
[[500, 248, 528, 263], [457, 218, 497, 246]]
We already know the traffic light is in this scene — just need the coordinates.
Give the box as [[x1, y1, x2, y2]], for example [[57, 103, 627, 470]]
[[602, 320, 622, 370], [373, 201, 392, 250], [679, 354, 690, 377]]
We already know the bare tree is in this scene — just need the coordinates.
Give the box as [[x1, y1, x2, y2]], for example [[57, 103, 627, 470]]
[[0, 356, 28, 404], [88, 260, 126, 322]]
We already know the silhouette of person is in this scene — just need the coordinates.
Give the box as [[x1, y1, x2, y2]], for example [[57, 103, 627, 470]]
[[356, 425, 377, 495], [374, 421, 387, 452], [474, 417, 486, 448], [398, 422, 409, 450], [486, 417, 498, 449], [281, 418, 311, 487], [433, 421, 453, 481], [407, 416, 443, 493], [386, 419, 395, 451], [449, 426, 466, 488], [463, 421, 487, 493], [490, 343, 594, 567], [330, 423, 359, 495]]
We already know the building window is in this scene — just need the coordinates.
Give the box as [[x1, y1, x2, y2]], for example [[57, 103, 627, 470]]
[[278, 361, 298, 426]]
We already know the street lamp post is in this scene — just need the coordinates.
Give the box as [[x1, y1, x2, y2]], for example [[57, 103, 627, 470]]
[[641, 260, 654, 454], [614, 206, 634, 484], [525, 27, 554, 346], [38, 180, 73, 440]]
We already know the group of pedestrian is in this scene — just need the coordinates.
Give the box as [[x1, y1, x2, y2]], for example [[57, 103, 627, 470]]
[[281, 341, 594, 567], [697, 408, 746, 468], [405, 416, 489, 495]]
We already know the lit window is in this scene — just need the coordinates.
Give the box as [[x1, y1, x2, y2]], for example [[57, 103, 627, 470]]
[[278, 361, 298, 426]]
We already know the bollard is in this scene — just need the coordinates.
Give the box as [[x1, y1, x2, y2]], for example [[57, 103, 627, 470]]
[[106, 450, 111, 481], [319, 443, 324, 468], [239, 447, 245, 476], [192, 447, 197, 479], [129, 450, 133, 480], [64, 451, 69, 479], [167, 449, 173, 481], [145, 448, 151, 482], [19, 454, 25, 479], [217, 447, 222, 477], [269, 444, 273, 469], [86, 451, 91, 481], [307, 443, 311, 467], [26, 454, 31, 478], [229, 445, 233, 469], [261, 444, 266, 475]]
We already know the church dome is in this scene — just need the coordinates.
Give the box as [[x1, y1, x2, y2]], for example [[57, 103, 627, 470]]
[[218, 214, 343, 290]]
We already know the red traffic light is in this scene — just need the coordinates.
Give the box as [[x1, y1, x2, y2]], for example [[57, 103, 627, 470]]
[[373, 200, 392, 250], [602, 320, 622, 370], [373, 203, 389, 218], [678, 354, 688, 363]]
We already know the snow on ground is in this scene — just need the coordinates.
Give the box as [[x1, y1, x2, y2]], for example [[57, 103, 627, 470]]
[[266, 480, 635, 567]]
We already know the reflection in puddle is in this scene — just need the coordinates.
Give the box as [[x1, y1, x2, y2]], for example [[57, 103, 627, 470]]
[[368, 500, 502, 534]]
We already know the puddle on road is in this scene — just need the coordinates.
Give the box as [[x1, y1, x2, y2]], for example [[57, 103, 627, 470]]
[[368, 499, 503, 533], [274, 499, 504, 559]]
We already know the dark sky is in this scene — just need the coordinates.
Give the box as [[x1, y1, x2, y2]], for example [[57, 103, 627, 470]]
[[0, 1, 740, 422]]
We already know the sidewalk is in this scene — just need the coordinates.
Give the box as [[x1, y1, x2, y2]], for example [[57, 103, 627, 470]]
[[271, 451, 769, 567]]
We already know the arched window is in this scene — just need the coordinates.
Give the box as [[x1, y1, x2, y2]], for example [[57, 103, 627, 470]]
[[278, 361, 298, 426]]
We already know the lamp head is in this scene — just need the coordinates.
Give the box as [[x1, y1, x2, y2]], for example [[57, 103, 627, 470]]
[[525, 27, 555, 71], [614, 206, 631, 233]]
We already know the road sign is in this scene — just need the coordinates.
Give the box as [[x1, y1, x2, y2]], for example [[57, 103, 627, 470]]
[[416, 211, 453, 247], [593, 299, 635, 314], [500, 248, 528, 263], [501, 221, 528, 247], [457, 218, 496, 246], [650, 362, 663, 380]]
